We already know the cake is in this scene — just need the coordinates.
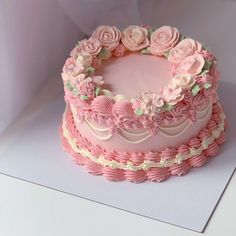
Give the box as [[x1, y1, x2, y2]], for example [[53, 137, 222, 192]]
[[60, 25, 227, 183]]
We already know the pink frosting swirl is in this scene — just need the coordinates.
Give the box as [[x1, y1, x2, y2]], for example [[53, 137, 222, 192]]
[[189, 137, 201, 149], [204, 82, 218, 101], [190, 92, 209, 109], [216, 131, 226, 145], [121, 25, 149, 51], [212, 102, 223, 114], [78, 38, 102, 57], [176, 54, 205, 76], [198, 128, 211, 142], [146, 167, 171, 182], [144, 151, 161, 162], [91, 95, 114, 116], [188, 154, 207, 167], [212, 113, 221, 124], [160, 147, 177, 160], [169, 162, 191, 176], [92, 25, 121, 51], [168, 38, 202, 63], [125, 170, 147, 183], [131, 152, 144, 165], [148, 26, 180, 56], [117, 152, 131, 163], [204, 142, 219, 157], [102, 167, 125, 181], [209, 63, 220, 82], [170, 102, 189, 118], [85, 159, 103, 175], [178, 144, 190, 155], [105, 151, 118, 161], [207, 120, 218, 131], [112, 100, 135, 119]]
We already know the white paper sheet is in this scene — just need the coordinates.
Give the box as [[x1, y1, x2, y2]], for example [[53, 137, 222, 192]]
[[0, 79, 235, 232]]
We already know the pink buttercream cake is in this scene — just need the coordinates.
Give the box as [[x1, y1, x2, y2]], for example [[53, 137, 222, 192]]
[[60, 25, 227, 183]]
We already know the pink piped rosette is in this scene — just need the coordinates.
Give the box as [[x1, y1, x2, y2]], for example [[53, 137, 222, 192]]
[[60, 25, 227, 183]]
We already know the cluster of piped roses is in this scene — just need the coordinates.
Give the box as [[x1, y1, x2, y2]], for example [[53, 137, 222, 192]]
[[62, 25, 217, 116]]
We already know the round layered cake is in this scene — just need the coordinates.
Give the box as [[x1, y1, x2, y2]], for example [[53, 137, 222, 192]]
[[60, 25, 227, 183]]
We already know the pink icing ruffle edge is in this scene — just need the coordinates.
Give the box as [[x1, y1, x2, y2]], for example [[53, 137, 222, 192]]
[[60, 102, 227, 183]]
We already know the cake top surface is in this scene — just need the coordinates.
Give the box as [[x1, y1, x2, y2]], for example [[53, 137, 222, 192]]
[[97, 53, 172, 98], [62, 25, 219, 128]]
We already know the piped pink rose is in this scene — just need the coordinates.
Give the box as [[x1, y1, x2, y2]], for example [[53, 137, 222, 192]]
[[176, 54, 205, 75], [169, 74, 196, 90], [161, 86, 184, 105], [63, 57, 84, 76], [76, 52, 93, 67], [121, 25, 149, 51], [168, 38, 202, 63], [78, 38, 102, 57], [148, 26, 180, 56], [92, 25, 121, 51]]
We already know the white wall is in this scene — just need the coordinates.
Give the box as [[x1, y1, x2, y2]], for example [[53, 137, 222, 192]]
[[0, 0, 82, 132], [1, 0, 235, 132]]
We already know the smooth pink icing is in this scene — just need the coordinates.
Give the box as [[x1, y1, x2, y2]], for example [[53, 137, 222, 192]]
[[75, 104, 212, 152], [96, 54, 173, 98]]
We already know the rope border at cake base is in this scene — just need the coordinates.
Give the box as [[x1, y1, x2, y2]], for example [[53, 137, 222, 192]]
[[59, 103, 227, 183]]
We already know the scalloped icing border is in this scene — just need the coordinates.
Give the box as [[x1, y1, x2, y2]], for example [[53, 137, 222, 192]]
[[60, 103, 226, 172]]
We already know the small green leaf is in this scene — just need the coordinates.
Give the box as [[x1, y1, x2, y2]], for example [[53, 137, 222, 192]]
[[164, 51, 170, 58], [95, 87, 100, 96], [80, 95, 88, 100], [191, 84, 200, 96], [147, 27, 155, 38], [200, 70, 209, 76], [180, 34, 185, 41], [164, 103, 173, 111], [135, 108, 143, 116], [203, 60, 212, 71], [141, 48, 150, 55], [73, 87, 79, 95], [86, 66, 95, 75], [204, 83, 212, 89], [98, 48, 111, 60], [66, 80, 73, 91]]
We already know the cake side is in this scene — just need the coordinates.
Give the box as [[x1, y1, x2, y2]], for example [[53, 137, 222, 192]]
[[60, 25, 227, 182]]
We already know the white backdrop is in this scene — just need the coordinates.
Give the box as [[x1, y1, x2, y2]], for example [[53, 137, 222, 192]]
[[1, 0, 236, 132]]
